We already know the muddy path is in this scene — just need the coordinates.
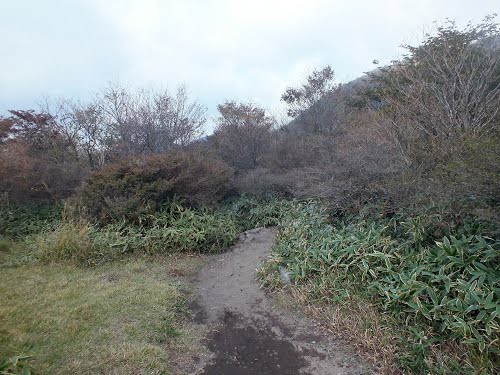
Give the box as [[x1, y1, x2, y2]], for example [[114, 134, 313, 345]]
[[192, 227, 373, 375]]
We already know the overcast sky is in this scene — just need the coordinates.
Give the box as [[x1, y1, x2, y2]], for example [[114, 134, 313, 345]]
[[0, 0, 498, 130]]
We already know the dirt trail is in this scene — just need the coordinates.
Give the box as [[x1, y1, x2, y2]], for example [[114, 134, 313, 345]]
[[193, 227, 373, 375]]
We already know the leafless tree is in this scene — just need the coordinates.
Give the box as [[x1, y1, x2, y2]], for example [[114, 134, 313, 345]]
[[373, 15, 500, 162], [40, 83, 207, 166], [67, 101, 108, 169], [39, 97, 110, 169], [99, 83, 206, 157]]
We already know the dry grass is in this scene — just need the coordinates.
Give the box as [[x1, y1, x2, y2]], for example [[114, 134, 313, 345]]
[[270, 285, 474, 374], [0, 255, 207, 374], [36, 220, 94, 264], [269, 286, 398, 373], [288, 286, 399, 374]]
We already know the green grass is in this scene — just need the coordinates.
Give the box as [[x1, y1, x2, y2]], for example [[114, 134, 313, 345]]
[[14, 196, 289, 266], [2, 205, 242, 267], [0, 256, 206, 375]]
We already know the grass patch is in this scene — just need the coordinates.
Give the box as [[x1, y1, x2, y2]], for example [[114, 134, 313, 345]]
[[36, 221, 94, 264], [32, 204, 245, 266], [0, 256, 206, 374], [259, 201, 500, 374]]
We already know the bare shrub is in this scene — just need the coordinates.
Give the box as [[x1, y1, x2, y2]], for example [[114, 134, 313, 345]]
[[247, 106, 397, 207], [39, 83, 207, 168], [264, 131, 329, 170], [233, 168, 294, 197], [367, 16, 500, 207], [100, 83, 206, 158]]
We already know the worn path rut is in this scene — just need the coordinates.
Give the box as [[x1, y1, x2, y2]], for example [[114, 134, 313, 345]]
[[191, 227, 373, 375]]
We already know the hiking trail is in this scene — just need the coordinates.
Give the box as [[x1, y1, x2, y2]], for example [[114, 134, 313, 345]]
[[191, 227, 373, 375]]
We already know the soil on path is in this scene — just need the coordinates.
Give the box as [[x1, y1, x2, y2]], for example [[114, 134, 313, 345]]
[[193, 227, 373, 375]]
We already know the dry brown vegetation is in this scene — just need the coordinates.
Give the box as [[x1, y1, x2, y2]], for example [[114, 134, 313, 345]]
[[222, 16, 500, 219], [72, 150, 232, 224]]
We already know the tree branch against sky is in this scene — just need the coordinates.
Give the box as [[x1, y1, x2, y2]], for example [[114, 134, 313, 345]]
[[0, 1, 498, 130]]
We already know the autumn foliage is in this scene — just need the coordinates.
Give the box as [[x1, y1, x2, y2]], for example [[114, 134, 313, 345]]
[[73, 151, 232, 224]]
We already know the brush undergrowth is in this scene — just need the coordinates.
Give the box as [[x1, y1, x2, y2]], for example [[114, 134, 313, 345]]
[[36, 205, 239, 265], [225, 195, 295, 229], [259, 201, 499, 374], [1, 196, 287, 266], [4, 196, 498, 373], [0, 203, 62, 239]]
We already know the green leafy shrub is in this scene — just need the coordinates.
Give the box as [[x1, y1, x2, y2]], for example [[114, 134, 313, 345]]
[[0, 203, 62, 239], [225, 195, 294, 229], [0, 355, 32, 375], [73, 151, 232, 224], [140, 204, 239, 253], [260, 201, 500, 373], [34, 202, 243, 265]]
